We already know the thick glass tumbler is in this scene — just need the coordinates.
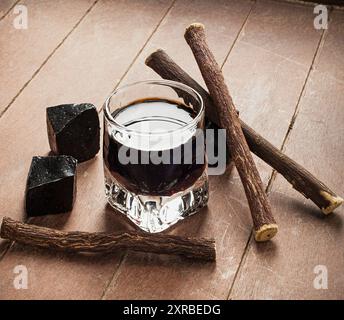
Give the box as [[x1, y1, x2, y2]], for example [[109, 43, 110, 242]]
[[103, 80, 208, 233]]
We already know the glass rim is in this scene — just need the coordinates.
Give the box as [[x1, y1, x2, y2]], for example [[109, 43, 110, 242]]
[[103, 79, 204, 136]]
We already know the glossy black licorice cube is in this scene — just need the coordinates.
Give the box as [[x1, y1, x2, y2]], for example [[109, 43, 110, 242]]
[[25, 156, 77, 216], [47, 103, 100, 162]]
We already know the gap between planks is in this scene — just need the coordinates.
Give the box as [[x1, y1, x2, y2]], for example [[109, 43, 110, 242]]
[[0, 0, 20, 21], [0, 0, 97, 263], [220, 0, 257, 69], [226, 10, 331, 300], [0, 0, 177, 276], [0, 241, 13, 262], [265, 18, 329, 194], [99, 0, 178, 299], [0, 0, 100, 119], [0, 0, 331, 299], [97, 0, 178, 117], [215, 0, 258, 300], [100, 0, 257, 300], [0, 0, 102, 267]]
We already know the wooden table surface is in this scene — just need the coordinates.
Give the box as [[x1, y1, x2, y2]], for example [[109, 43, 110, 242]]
[[0, 0, 343, 300]]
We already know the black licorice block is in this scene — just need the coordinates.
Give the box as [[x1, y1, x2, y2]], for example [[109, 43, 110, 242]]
[[25, 156, 77, 216], [47, 103, 100, 162]]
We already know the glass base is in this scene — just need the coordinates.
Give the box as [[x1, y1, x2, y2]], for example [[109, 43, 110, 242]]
[[104, 167, 209, 233]]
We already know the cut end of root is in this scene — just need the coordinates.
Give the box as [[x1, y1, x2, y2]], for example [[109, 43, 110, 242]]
[[320, 191, 344, 214], [0, 216, 10, 238], [145, 49, 163, 66], [254, 224, 278, 242], [185, 23, 205, 33]]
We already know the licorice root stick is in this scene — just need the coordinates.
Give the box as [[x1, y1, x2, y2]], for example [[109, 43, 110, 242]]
[[145, 49, 343, 215], [0, 217, 216, 261], [184, 23, 277, 241]]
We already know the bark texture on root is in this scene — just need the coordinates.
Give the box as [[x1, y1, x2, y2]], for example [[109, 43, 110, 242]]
[[0, 217, 216, 261], [184, 23, 277, 241], [145, 49, 343, 215]]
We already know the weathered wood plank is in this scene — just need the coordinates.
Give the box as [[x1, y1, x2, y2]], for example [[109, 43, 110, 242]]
[[301, 0, 344, 5], [0, 0, 96, 115], [116, 0, 254, 86], [0, 0, 174, 299], [0, 0, 18, 19], [316, 11, 344, 82], [102, 0, 322, 299], [230, 10, 344, 300], [240, 0, 322, 66]]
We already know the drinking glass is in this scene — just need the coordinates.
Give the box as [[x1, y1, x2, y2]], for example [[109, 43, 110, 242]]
[[103, 80, 208, 233]]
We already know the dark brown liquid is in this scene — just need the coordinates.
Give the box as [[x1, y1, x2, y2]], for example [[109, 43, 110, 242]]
[[103, 98, 206, 196]]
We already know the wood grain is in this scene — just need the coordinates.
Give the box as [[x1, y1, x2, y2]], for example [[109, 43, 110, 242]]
[[1, 217, 216, 261], [316, 11, 344, 82], [0, 0, 174, 299], [0, 0, 18, 19], [217, 0, 325, 189], [0, 0, 339, 300], [146, 49, 342, 214], [114, 0, 254, 86], [102, 0, 323, 300], [230, 10, 344, 300], [0, 0, 255, 300], [184, 23, 278, 241], [0, 0, 96, 114], [241, 0, 321, 66]]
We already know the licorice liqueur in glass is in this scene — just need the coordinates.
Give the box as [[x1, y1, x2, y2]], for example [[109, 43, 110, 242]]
[[103, 80, 208, 233]]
